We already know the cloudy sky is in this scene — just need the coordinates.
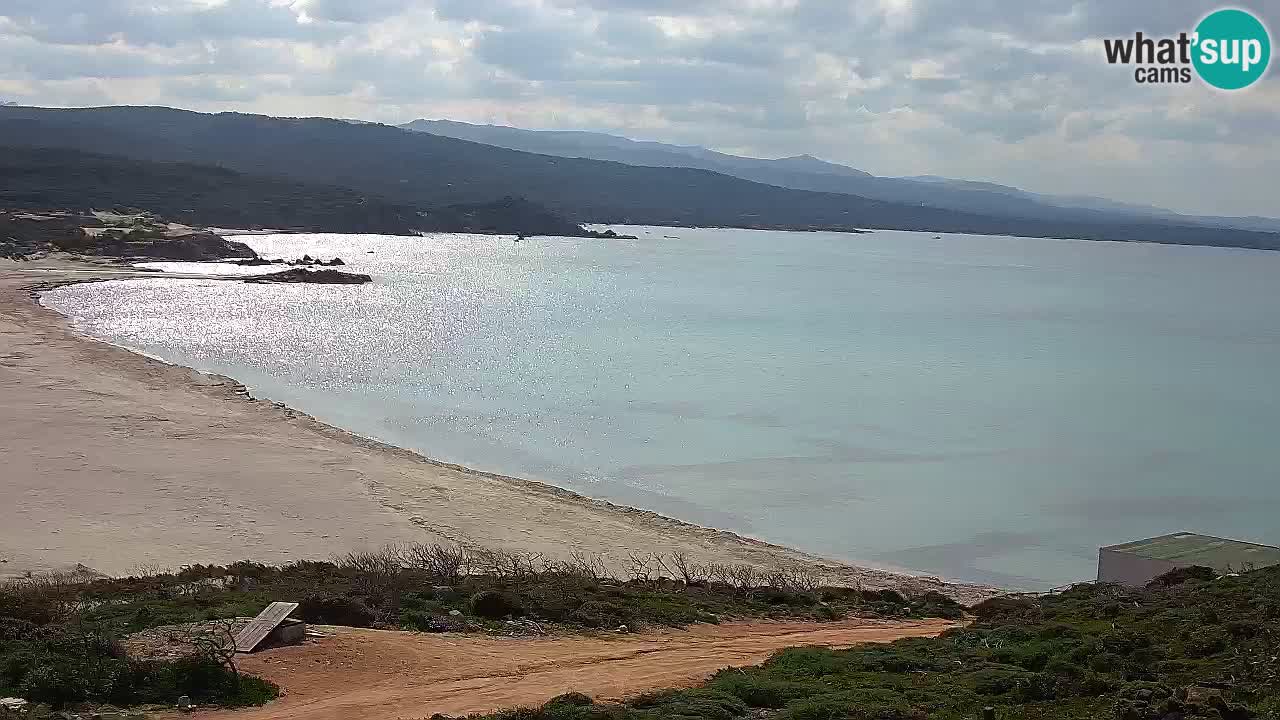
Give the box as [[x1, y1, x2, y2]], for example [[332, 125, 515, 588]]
[[1, 0, 1276, 217]]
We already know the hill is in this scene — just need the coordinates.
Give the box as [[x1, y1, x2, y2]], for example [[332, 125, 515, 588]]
[[0, 146, 423, 234], [5, 105, 1280, 249], [404, 118, 1280, 236], [0, 146, 587, 237]]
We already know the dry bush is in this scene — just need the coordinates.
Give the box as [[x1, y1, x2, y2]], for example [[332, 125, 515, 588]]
[[703, 562, 729, 585], [661, 552, 708, 585], [335, 546, 405, 575], [401, 543, 469, 583], [471, 548, 546, 581], [626, 552, 660, 584], [1, 571, 89, 622], [335, 545, 413, 609], [129, 562, 171, 578], [764, 566, 825, 593], [556, 550, 608, 581], [703, 562, 759, 588], [171, 619, 241, 678], [725, 564, 759, 589]]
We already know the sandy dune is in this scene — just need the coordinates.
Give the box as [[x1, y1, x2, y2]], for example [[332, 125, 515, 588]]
[[0, 258, 994, 603], [197, 618, 956, 719]]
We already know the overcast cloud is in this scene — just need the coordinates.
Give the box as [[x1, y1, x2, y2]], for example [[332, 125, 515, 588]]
[[1, 0, 1277, 216]]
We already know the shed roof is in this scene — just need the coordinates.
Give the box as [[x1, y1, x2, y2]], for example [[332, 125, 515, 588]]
[[1103, 532, 1280, 571]]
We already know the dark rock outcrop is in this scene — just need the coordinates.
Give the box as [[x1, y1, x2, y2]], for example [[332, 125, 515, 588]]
[[583, 228, 638, 240], [287, 255, 345, 267], [235, 255, 346, 267], [1, 210, 256, 261], [243, 268, 371, 284], [104, 229, 257, 261]]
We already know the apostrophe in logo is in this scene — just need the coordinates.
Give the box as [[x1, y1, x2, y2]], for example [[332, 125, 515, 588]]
[[1102, 7, 1271, 90], [1193, 8, 1270, 89]]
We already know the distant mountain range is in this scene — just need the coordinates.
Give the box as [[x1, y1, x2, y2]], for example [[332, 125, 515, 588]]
[[1, 105, 1277, 250], [403, 119, 1280, 235]]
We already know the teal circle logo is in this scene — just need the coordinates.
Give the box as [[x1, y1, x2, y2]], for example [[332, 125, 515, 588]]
[[1193, 8, 1270, 89]]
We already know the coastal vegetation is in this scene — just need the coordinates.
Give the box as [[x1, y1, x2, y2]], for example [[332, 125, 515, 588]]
[[3, 547, 1277, 718], [0, 544, 959, 712], [466, 565, 1280, 720]]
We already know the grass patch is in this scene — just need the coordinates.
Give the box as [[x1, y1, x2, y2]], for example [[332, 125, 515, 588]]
[[0, 545, 961, 711], [459, 565, 1280, 720], [0, 617, 276, 709]]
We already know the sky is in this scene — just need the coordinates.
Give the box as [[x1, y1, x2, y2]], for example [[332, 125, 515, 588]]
[[1, 0, 1277, 217]]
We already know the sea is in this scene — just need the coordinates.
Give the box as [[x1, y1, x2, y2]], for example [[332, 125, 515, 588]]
[[41, 225, 1280, 590]]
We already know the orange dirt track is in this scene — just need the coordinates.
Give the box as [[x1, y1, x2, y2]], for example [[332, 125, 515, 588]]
[[198, 618, 956, 720]]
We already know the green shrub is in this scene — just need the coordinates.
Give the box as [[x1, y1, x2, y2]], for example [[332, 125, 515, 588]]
[[401, 611, 459, 633], [970, 595, 1040, 622], [568, 600, 631, 628], [969, 668, 1034, 696], [0, 592, 56, 625], [868, 589, 905, 605], [709, 670, 818, 708], [910, 591, 965, 620], [1185, 626, 1229, 657], [619, 595, 708, 627], [522, 584, 588, 621], [629, 689, 747, 720], [1088, 652, 1124, 672], [776, 695, 926, 720], [298, 595, 375, 627], [777, 696, 853, 720], [814, 604, 846, 621], [545, 692, 594, 709], [818, 587, 860, 603], [763, 647, 846, 678], [754, 587, 815, 606], [1226, 620, 1262, 638], [1, 623, 277, 710], [470, 590, 524, 619], [1146, 565, 1216, 588]]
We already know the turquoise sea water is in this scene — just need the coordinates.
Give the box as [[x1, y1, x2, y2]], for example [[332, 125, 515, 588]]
[[42, 226, 1280, 589]]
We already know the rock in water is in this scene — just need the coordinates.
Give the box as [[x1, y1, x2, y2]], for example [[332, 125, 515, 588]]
[[243, 268, 372, 284]]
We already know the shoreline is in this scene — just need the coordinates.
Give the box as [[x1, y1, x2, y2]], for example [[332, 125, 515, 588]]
[[1, 257, 999, 603]]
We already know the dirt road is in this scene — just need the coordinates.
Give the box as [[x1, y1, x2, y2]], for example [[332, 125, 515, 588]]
[[200, 618, 955, 720]]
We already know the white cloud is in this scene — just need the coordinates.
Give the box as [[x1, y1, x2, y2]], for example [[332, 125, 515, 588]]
[[1, 0, 1278, 215]]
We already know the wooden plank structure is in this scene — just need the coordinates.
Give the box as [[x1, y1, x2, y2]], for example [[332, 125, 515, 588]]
[[234, 602, 300, 653]]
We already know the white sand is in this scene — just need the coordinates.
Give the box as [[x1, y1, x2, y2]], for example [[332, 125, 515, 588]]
[[0, 258, 996, 603]]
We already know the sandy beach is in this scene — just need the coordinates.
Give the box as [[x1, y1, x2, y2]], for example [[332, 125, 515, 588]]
[[0, 257, 995, 603]]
